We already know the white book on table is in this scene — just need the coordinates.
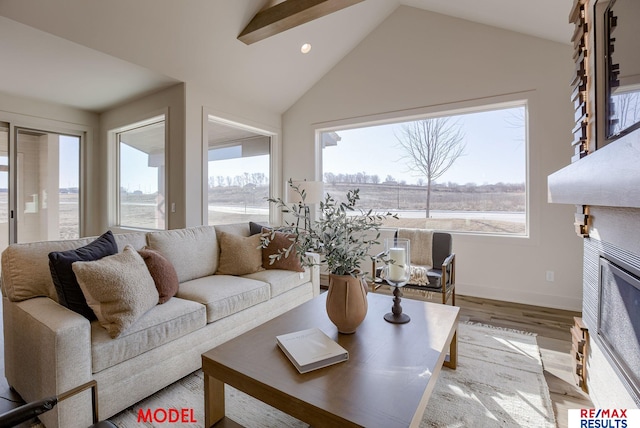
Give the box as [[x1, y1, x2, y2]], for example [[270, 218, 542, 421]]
[[276, 327, 349, 374]]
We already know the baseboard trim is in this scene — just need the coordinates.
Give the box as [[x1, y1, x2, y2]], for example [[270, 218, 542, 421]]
[[457, 283, 582, 312]]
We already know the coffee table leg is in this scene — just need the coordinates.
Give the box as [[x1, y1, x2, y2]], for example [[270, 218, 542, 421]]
[[204, 373, 225, 427], [444, 329, 457, 369]]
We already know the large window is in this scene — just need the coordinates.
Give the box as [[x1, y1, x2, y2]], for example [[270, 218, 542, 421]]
[[321, 103, 527, 235], [116, 116, 165, 229], [206, 118, 270, 225]]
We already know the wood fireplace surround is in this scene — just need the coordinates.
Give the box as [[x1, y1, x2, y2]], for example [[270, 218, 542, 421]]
[[548, 0, 640, 408]]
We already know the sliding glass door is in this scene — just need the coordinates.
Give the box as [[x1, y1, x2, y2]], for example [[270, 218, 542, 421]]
[[13, 128, 80, 244], [0, 123, 8, 254], [0, 120, 83, 256]]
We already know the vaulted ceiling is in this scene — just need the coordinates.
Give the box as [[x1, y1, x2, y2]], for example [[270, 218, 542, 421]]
[[0, 0, 573, 114]]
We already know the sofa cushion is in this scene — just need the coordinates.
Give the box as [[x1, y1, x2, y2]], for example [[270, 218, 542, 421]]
[[146, 226, 219, 283], [176, 275, 270, 323], [244, 268, 310, 298], [48, 231, 118, 320], [214, 223, 250, 237], [261, 230, 304, 272], [113, 232, 148, 252], [138, 248, 179, 304], [90, 297, 206, 373], [216, 232, 264, 276], [1, 237, 95, 302], [72, 245, 159, 338]]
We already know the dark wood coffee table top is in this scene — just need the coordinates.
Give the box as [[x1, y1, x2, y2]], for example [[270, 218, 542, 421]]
[[202, 292, 459, 428]]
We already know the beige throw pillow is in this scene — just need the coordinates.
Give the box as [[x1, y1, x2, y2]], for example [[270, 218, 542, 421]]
[[72, 245, 159, 338], [216, 231, 264, 276]]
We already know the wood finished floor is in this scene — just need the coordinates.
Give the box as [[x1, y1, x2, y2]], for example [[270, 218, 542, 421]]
[[452, 294, 593, 428], [0, 294, 592, 428]]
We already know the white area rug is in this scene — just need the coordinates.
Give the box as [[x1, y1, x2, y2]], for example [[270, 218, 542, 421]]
[[109, 322, 556, 428]]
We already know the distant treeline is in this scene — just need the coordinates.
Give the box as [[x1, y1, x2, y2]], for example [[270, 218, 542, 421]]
[[207, 178, 526, 212], [207, 173, 524, 193], [323, 172, 524, 190]]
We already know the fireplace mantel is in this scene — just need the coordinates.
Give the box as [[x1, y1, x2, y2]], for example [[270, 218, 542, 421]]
[[547, 131, 640, 209]]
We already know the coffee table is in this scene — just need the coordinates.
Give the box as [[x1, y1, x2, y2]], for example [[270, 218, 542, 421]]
[[202, 292, 459, 428]]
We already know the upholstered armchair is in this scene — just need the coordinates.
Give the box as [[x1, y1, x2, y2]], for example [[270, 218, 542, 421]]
[[371, 228, 456, 305]]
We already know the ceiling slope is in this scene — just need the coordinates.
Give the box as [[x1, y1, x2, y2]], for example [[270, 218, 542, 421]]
[[0, 16, 178, 113], [0, 0, 396, 113], [401, 0, 573, 45], [0, 0, 573, 114]]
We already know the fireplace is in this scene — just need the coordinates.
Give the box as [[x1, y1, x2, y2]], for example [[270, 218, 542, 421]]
[[597, 253, 640, 405], [546, 0, 640, 409]]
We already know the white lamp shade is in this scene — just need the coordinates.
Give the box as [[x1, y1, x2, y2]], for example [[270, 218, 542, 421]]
[[287, 180, 324, 204]]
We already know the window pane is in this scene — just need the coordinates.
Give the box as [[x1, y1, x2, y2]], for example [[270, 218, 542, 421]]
[[59, 135, 80, 239], [207, 136, 270, 225], [118, 120, 165, 229], [17, 130, 80, 242], [0, 123, 7, 254], [321, 104, 527, 235]]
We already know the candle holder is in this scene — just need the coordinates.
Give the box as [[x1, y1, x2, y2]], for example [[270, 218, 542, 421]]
[[382, 238, 411, 324]]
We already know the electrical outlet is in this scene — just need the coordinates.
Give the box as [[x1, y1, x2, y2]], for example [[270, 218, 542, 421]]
[[171, 202, 176, 213], [546, 271, 555, 282]]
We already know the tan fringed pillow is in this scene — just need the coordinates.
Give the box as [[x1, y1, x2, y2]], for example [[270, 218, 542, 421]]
[[72, 245, 159, 338], [261, 230, 305, 272], [216, 231, 264, 275]]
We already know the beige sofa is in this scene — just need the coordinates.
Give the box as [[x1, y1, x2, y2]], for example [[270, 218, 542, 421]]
[[1, 223, 319, 428]]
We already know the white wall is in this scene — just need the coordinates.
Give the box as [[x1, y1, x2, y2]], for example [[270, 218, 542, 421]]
[[283, 6, 584, 310]]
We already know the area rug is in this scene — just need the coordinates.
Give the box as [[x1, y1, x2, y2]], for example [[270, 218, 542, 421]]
[[109, 322, 556, 428]]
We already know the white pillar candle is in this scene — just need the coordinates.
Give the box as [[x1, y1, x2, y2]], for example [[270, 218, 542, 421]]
[[388, 247, 407, 281]]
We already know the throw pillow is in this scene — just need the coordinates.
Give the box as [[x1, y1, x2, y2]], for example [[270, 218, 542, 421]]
[[261, 229, 305, 272], [138, 248, 179, 304], [216, 231, 264, 276], [48, 230, 118, 320], [249, 221, 269, 236], [72, 245, 159, 338]]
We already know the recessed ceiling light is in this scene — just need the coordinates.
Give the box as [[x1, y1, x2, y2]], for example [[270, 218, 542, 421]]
[[301, 43, 311, 54]]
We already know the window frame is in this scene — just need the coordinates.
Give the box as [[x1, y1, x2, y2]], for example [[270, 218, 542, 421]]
[[0, 113, 90, 239], [315, 96, 531, 238], [111, 113, 167, 231], [203, 112, 280, 225]]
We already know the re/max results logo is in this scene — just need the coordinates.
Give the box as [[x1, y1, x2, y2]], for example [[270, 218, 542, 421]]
[[568, 409, 640, 428]]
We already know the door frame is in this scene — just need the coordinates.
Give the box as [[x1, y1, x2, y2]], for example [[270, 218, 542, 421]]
[[0, 111, 91, 244]]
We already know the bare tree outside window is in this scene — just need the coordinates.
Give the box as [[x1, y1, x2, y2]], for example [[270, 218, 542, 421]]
[[396, 117, 466, 217]]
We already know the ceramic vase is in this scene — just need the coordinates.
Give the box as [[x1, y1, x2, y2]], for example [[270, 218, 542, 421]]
[[326, 273, 368, 334]]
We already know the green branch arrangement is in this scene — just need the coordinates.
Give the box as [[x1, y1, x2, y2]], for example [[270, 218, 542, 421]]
[[263, 180, 397, 277]]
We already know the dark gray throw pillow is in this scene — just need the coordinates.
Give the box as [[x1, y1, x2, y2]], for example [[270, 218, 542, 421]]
[[48, 230, 118, 320], [249, 221, 269, 236]]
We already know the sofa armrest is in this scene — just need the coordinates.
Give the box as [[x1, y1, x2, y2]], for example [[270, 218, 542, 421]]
[[303, 252, 321, 297], [3, 296, 93, 427]]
